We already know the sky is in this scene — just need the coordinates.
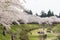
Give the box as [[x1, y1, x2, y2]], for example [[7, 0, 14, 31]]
[[24, 0, 60, 15]]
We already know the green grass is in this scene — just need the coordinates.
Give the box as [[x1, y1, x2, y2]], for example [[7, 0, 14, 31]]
[[0, 24, 40, 40], [28, 25, 58, 40], [0, 24, 59, 40]]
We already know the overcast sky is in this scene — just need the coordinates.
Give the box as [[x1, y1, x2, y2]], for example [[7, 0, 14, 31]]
[[24, 0, 60, 15]]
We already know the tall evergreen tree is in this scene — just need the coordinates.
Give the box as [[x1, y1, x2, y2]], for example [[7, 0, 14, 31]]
[[51, 12, 54, 16], [40, 11, 47, 17], [47, 10, 52, 17], [29, 10, 33, 15], [58, 13, 60, 18], [36, 13, 38, 16], [24, 10, 33, 15]]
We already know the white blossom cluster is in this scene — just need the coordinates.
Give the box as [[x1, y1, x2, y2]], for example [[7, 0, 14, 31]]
[[0, 0, 60, 30]]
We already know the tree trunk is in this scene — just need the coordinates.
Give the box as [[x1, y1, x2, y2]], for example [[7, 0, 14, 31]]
[[57, 35, 60, 40], [2, 27, 6, 36], [11, 33, 17, 40], [39, 34, 47, 40], [20, 30, 29, 40]]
